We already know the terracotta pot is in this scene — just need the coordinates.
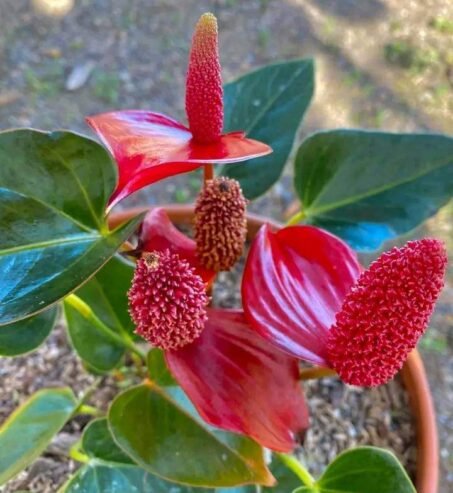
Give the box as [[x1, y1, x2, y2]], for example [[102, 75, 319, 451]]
[[109, 205, 439, 493]]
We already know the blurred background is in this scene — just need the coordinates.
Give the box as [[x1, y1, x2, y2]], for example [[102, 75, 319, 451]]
[[0, 0, 451, 491]]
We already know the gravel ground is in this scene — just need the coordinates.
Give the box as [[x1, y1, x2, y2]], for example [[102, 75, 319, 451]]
[[0, 0, 452, 491]]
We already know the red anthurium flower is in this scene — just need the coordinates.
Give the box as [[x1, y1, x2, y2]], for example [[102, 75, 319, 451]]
[[129, 209, 308, 452], [87, 13, 271, 210], [166, 309, 308, 452], [242, 225, 447, 387], [242, 224, 362, 366]]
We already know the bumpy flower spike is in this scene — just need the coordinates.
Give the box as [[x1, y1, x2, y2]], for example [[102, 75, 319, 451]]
[[186, 13, 223, 143], [327, 238, 447, 386], [128, 250, 208, 350], [194, 177, 247, 271], [86, 13, 271, 209]]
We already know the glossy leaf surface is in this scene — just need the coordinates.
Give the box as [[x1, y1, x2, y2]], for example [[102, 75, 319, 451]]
[[0, 388, 77, 485], [166, 309, 308, 452], [138, 208, 214, 283], [79, 418, 300, 493], [73, 255, 135, 336], [0, 129, 142, 325], [87, 111, 271, 208], [301, 447, 416, 493], [242, 225, 361, 365], [222, 60, 314, 198], [294, 130, 453, 251], [82, 418, 134, 464], [108, 383, 274, 488], [0, 307, 57, 356], [64, 301, 124, 372]]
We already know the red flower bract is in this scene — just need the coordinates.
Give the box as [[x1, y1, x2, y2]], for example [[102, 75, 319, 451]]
[[86, 13, 272, 209], [128, 250, 208, 350], [186, 13, 223, 143], [327, 238, 447, 386]]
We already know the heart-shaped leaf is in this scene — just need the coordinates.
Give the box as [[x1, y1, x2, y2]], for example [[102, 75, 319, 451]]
[[81, 418, 299, 493], [221, 59, 314, 198], [0, 388, 77, 485], [0, 306, 58, 356], [108, 383, 274, 488], [63, 255, 137, 371], [63, 301, 124, 372], [0, 129, 142, 325], [310, 447, 416, 493], [72, 255, 135, 337], [294, 130, 453, 251]]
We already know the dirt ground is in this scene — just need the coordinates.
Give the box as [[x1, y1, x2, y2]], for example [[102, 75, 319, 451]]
[[0, 0, 452, 491]]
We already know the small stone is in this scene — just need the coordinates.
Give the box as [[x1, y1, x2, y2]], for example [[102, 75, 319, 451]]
[[65, 61, 96, 91]]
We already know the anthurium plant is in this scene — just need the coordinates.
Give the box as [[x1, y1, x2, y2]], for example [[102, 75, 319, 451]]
[[0, 12, 451, 493]]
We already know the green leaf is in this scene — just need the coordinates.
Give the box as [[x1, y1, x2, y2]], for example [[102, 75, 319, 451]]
[[0, 306, 58, 356], [63, 461, 222, 493], [221, 59, 314, 199], [0, 388, 77, 485], [294, 130, 453, 251], [147, 348, 178, 386], [82, 418, 134, 465], [108, 384, 273, 488], [79, 418, 295, 493], [73, 255, 135, 337], [0, 129, 142, 325], [314, 447, 416, 493], [63, 301, 124, 373]]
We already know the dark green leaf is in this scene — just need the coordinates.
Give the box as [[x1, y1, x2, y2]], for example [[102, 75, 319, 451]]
[[79, 418, 300, 493], [82, 418, 134, 465], [0, 129, 142, 325], [63, 462, 225, 493], [63, 301, 124, 372], [294, 130, 453, 251], [73, 255, 135, 337], [108, 384, 273, 488], [0, 306, 58, 356], [147, 348, 178, 386], [316, 446, 416, 493], [0, 388, 77, 485], [222, 60, 314, 198]]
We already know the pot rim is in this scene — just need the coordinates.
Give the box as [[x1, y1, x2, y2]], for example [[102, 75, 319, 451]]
[[109, 204, 439, 493]]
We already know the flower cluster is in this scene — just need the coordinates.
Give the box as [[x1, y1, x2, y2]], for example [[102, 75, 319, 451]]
[[89, 12, 448, 455]]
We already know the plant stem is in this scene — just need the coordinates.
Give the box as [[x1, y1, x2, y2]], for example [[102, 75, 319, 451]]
[[69, 442, 90, 464], [286, 209, 305, 226], [277, 453, 315, 488], [78, 404, 103, 417], [299, 366, 338, 381], [204, 163, 214, 183], [65, 294, 146, 361]]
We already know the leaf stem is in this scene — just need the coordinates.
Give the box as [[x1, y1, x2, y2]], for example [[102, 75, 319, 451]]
[[299, 366, 338, 381], [277, 453, 315, 488], [286, 209, 306, 226], [77, 404, 103, 417], [69, 442, 90, 464], [65, 294, 146, 361]]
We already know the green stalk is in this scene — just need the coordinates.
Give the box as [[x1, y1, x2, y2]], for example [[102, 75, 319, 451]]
[[65, 294, 146, 360], [69, 442, 90, 464], [277, 453, 316, 489], [286, 210, 306, 226]]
